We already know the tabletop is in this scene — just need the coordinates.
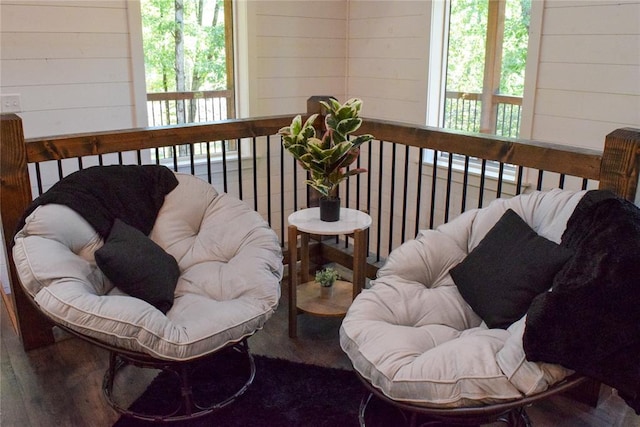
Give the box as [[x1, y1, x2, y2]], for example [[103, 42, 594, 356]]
[[288, 208, 372, 235]]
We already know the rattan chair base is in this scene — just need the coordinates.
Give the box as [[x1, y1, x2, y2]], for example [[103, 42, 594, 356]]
[[357, 371, 587, 427], [102, 339, 255, 423]]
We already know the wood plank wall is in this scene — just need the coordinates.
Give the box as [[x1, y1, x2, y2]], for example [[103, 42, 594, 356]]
[[249, 0, 347, 116], [346, 1, 431, 124], [531, 0, 640, 150], [0, 0, 138, 138]]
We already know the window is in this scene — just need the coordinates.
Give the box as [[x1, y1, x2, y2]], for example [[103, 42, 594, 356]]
[[140, 0, 236, 161], [433, 0, 530, 138], [427, 0, 531, 180]]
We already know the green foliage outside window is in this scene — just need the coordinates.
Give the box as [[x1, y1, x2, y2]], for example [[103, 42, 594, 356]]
[[501, 0, 531, 96], [141, 0, 228, 93], [446, 0, 530, 97]]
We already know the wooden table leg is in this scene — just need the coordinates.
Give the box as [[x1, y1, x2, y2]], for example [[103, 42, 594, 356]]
[[352, 228, 368, 300], [288, 225, 299, 338], [300, 233, 310, 284]]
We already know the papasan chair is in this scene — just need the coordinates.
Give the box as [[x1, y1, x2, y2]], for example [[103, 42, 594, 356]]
[[12, 165, 283, 422], [341, 188, 640, 426]]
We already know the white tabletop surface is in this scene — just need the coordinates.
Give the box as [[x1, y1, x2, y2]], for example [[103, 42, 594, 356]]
[[288, 208, 372, 235]]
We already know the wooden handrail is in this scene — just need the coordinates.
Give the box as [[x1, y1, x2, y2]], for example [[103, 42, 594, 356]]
[[147, 90, 233, 101], [23, 116, 605, 183], [445, 91, 522, 106], [24, 115, 294, 163], [357, 119, 603, 180]]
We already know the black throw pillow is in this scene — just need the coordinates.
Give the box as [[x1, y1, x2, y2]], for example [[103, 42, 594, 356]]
[[95, 219, 180, 314], [450, 209, 573, 329]]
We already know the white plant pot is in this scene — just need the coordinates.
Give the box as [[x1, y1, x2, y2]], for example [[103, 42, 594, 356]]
[[320, 285, 334, 299]]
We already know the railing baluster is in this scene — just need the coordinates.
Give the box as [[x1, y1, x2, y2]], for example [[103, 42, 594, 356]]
[[516, 165, 524, 195], [514, 105, 521, 136], [35, 163, 43, 195], [429, 150, 438, 229], [478, 159, 487, 208], [497, 162, 504, 197], [508, 105, 515, 136], [170, 146, 177, 171], [367, 140, 373, 215], [376, 141, 384, 263], [189, 143, 195, 175], [237, 138, 243, 200], [471, 99, 479, 132], [345, 162, 351, 212], [279, 139, 286, 245], [202, 142, 209, 183], [222, 139, 228, 193], [537, 170, 544, 191], [266, 136, 273, 227], [345, 161, 351, 248], [401, 145, 410, 243], [355, 147, 361, 212], [388, 143, 397, 255], [461, 155, 470, 213], [444, 152, 453, 223], [293, 156, 298, 212], [414, 147, 424, 237], [252, 137, 258, 211]]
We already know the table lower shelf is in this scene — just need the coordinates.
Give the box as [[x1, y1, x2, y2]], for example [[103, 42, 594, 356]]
[[296, 280, 354, 317]]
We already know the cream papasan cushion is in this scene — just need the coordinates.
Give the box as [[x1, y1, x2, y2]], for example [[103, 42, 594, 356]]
[[340, 189, 586, 408], [13, 173, 283, 361]]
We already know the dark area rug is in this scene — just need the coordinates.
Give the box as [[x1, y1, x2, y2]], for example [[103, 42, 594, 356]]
[[112, 347, 405, 427]]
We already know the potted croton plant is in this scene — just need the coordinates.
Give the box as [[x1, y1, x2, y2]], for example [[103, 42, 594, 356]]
[[279, 98, 374, 221]]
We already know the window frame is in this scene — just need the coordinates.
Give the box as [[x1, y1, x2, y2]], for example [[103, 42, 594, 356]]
[[425, 0, 542, 182], [137, 0, 238, 163]]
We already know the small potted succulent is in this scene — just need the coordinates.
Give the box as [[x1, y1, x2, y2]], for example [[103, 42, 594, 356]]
[[315, 267, 340, 298], [279, 98, 374, 221]]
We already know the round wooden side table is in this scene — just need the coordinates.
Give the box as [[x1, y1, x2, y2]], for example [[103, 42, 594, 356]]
[[287, 208, 372, 338]]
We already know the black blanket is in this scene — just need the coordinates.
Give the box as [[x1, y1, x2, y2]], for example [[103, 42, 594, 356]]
[[523, 190, 640, 413], [16, 164, 179, 239]]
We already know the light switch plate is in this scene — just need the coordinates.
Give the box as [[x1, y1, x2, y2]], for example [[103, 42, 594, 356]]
[[1, 94, 22, 113]]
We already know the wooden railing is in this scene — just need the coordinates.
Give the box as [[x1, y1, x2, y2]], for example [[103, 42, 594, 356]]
[[444, 91, 522, 138], [147, 90, 234, 126], [146, 90, 236, 160], [2, 98, 639, 351]]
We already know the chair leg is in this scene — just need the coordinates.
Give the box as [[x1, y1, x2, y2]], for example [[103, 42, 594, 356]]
[[179, 363, 194, 417], [358, 393, 371, 426], [103, 352, 117, 396], [496, 407, 532, 427]]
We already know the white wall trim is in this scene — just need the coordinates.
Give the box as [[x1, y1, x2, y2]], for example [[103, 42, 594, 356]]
[[426, 0, 448, 127], [126, 0, 149, 128], [519, 0, 544, 140], [234, 0, 251, 118]]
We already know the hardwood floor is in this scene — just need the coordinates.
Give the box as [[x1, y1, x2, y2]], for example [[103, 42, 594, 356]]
[[1, 284, 638, 427]]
